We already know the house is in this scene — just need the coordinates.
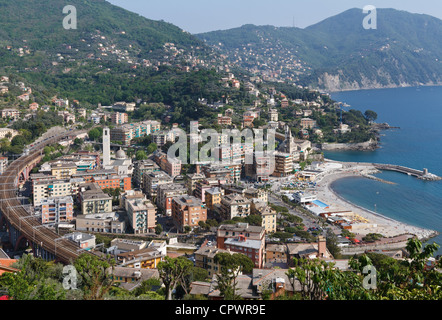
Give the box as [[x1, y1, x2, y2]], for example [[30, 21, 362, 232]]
[[194, 246, 230, 277], [252, 268, 300, 299], [224, 235, 265, 268], [116, 247, 164, 269], [110, 267, 159, 291], [207, 274, 259, 300], [217, 223, 265, 250], [29, 102, 39, 111], [286, 236, 332, 266], [0, 258, 19, 276]]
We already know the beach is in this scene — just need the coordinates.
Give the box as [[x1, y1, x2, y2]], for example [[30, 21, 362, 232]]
[[315, 166, 439, 241]]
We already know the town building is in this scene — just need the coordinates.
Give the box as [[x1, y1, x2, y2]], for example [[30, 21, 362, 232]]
[[41, 196, 74, 225], [204, 187, 224, 212], [217, 114, 232, 125], [75, 212, 125, 234], [273, 152, 293, 177], [110, 267, 159, 291], [116, 247, 164, 269], [80, 183, 113, 215], [194, 246, 230, 277], [156, 183, 187, 216], [219, 194, 251, 220], [300, 118, 317, 130], [216, 223, 265, 251], [143, 171, 173, 199], [132, 160, 160, 188], [224, 235, 264, 268], [153, 151, 181, 178], [1, 108, 20, 120], [171, 195, 207, 232], [126, 197, 157, 234], [65, 232, 96, 251], [33, 179, 76, 206], [111, 112, 129, 125]]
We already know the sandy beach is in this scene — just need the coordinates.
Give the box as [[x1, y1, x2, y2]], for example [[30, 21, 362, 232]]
[[314, 167, 439, 241]]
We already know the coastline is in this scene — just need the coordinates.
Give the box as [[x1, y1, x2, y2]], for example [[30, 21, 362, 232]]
[[324, 83, 442, 94], [315, 169, 439, 242]]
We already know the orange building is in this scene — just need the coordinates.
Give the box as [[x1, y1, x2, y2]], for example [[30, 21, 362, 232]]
[[0, 259, 19, 276]]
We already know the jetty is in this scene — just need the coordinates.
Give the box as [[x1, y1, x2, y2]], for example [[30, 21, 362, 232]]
[[373, 164, 442, 181]]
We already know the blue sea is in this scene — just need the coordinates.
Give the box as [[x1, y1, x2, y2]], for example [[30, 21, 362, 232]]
[[327, 86, 442, 256]]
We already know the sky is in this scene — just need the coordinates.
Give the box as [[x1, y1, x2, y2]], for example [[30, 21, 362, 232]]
[[107, 0, 442, 34]]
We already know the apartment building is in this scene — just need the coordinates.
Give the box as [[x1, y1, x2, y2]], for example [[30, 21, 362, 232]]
[[33, 179, 75, 206], [80, 183, 113, 215], [224, 235, 264, 268], [143, 171, 173, 199], [153, 151, 182, 178], [273, 152, 293, 177], [194, 246, 230, 277], [156, 183, 187, 216], [41, 196, 74, 224], [300, 118, 317, 130], [76, 212, 125, 234], [216, 223, 265, 250], [219, 194, 251, 220], [172, 195, 207, 232], [50, 162, 78, 180], [132, 160, 160, 188], [126, 197, 157, 234], [204, 187, 224, 212], [111, 112, 129, 125]]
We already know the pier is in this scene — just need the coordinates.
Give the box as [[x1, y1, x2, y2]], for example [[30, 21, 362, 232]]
[[373, 164, 442, 181]]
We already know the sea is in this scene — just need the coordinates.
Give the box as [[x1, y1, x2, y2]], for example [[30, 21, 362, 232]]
[[327, 86, 442, 256]]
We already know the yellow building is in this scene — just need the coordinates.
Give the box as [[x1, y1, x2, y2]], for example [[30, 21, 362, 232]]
[[51, 162, 77, 180], [205, 187, 224, 211], [117, 247, 164, 269], [259, 206, 277, 233]]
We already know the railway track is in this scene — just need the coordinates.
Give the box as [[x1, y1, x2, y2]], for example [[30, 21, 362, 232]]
[[0, 129, 92, 264]]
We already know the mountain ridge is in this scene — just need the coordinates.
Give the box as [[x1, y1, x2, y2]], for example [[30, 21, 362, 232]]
[[196, 8, 442, 92]]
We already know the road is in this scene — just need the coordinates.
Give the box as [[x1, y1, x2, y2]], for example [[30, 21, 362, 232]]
[[268, 193, 340, 235]]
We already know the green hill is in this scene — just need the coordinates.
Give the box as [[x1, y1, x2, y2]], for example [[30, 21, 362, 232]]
[[0, 0, 229, 107], [197, 8, 442, 91]]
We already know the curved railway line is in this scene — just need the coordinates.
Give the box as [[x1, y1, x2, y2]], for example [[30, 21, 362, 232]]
[[0, 130, 92, 264]]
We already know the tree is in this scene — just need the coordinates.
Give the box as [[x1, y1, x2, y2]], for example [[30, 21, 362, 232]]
[[214, 252, 254, 300], [146, 142, 158, 155], [155, 224, 163, 235], [244, 214, 262, 226], [0, 254, 66, 300], [133, 278, 162, 297], [88, 128, 102, 141], [157, 256, 193, 300], [74, 253, 115, 300], [287, 257, 372, 300], [326, 229, 342, 259], [364, 110, 378, 122], [11, 135, 27, 147], [136, 150, 148, 160]]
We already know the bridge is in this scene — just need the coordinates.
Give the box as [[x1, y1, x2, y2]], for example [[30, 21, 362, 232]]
[[373, 163, 442, 181], [0, 130, 92, 263]]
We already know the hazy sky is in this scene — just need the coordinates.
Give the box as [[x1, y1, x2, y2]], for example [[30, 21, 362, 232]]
[[107, 0, 442, 34]]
